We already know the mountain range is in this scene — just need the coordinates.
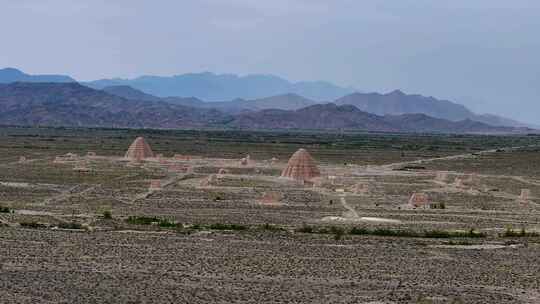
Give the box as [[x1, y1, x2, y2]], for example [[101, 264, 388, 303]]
[[103, 83, 533, 128], [0, 67, 535, 130], [0, 68, 76, 84], [102, 85, 315, 114], [334, 91, 531, 128], [230, 103, 516, 133], [0, 82, 230, 128], [0, 82, 527, 134], [86, 72, 354, 101]]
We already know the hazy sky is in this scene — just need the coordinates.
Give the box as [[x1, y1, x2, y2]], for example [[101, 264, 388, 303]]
[[1, 0, 539, 123]]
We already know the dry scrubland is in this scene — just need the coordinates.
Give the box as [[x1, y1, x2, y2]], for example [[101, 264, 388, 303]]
[[1, 127, 540, 303]]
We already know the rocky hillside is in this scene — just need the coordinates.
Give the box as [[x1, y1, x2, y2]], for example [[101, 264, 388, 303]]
[[229, 103, 521, 133], [335, 90, 474, 121], [0, 82, 529, 134], [335, 90, 532, 128], [0, 82, 231, 128]]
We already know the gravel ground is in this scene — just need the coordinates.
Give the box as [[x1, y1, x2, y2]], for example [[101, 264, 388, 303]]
[[1, 228, 539, 304]]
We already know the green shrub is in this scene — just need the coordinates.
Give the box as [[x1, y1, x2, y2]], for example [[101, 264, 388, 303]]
[[330, 226, 345, 240], [125, 216, 181, 229], [500, 228, 539, 237], [260, 223, 286, 231], [158, 219, 179, 228], [429, 202, 446, 209], [0, 206, 13, 213], [19, 221, 47, 229], [349, 227, 369, 235], [348, 227, 485, 238], [208, 223, 248, 231], [296, 225, 315, 233], [102, 210, 112, 219], [58, 222, 83, 229], [126, 216, 161, 225]]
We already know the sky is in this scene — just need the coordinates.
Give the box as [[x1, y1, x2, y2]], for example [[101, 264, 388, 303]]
[[1, 0, 539, 124]]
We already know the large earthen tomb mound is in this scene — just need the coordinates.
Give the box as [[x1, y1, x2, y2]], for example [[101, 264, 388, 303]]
[[125, 137, 155, 160], [281, 148, 320, 182]]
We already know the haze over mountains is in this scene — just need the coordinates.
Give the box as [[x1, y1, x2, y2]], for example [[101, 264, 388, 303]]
[[0, 81, 527, 134], [0, 68, 76, 84], [0, 82, 229, 128], [103, 82, 532, 128], [0, 68, 534, 132], [86, 72, 354, 102]]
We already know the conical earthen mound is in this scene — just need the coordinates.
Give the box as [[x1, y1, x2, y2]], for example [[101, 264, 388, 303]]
[[281, 148, 320, 181], [125, 137, 155, 160]]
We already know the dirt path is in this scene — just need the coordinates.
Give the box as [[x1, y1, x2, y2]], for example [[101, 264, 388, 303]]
[[339, 196, 360, 219], [380, 144, 540, 171]]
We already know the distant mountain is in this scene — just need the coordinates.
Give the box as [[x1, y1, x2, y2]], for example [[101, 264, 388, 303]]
[[382, 113, 510, 134], [2, 68, 534, 129], [229, 104, 397, 131], [103, 86, 316, 114], [0, 68, 75, 84], [0, 82, 529, 134], [335, 90, 474, 121], [240, 93, 315, 111], [473, 113, 537, 129], [228, 103, 521, 134], [335, 90, 534, 128], [0, 82, 231, 128], [86, 72, 353, 101], [102, 85, 161, 102], [172, 93, 315, 114]]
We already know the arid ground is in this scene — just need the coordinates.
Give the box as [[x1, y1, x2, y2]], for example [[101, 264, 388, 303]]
[[1, 127, 539, 303]]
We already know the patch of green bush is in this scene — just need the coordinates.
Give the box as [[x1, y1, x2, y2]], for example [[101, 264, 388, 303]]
[[102, 210, 112, 219], [348, 227, 485, 238], [19, 221, 47, 229], [260, 223, 286, 232], [58, 222, 84, 230], [0, 206, 13, 213], [125, 216, 181, 229], [208, 223, 248, 231], [296, 224, 315, 233], [500, 228, 539, 238], [126, 216, 161, 225]]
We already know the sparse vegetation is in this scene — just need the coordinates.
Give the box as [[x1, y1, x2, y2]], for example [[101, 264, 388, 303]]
[[208, 223, 248, 231], [0, 206, 13, 213], [58, 222, 84, 230], [125, 216, 181, 229], [500, 228, 540, 238], [0, 127, 539, 303], [126, 216, 162, 225], [102, 210, 113, 219], [429, 202, 446, 209], [348, 227, 485, 238], [260, 223, 286, 232], [296, 224, 315, 233], [19, 221, 47, 229]]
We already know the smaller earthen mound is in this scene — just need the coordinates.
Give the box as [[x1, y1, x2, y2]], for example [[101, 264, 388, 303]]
[[125, 137, 154, 161], [519, 189, 531, 203], [435, 172, 448, 183], [200, 174, 217, 187], [149, 180, 162, 190], [281, 148, 320, 182], [351, 183, 370, 195], [409, 192, 430, 208], [218, 168, 229, 175], [240, 155, 251, 166], [261, 191, 283, 205]]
